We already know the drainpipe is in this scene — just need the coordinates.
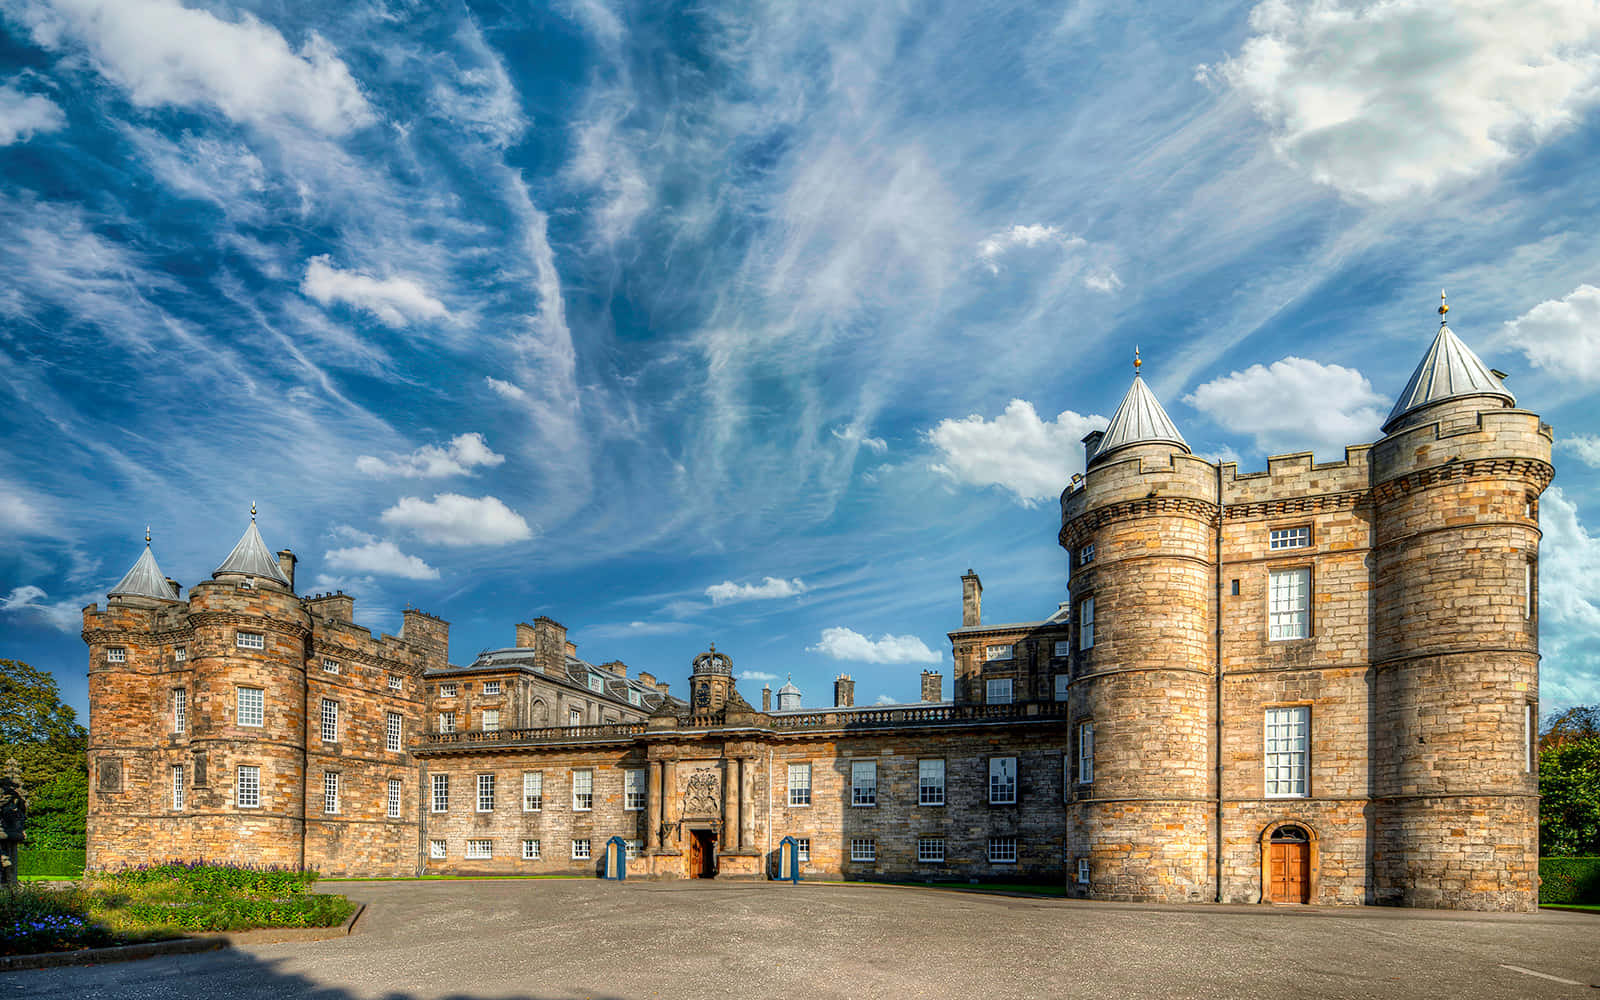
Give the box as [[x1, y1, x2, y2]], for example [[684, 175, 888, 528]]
[[766, 746, 773, 876], [1214, 462, 1225, 902]]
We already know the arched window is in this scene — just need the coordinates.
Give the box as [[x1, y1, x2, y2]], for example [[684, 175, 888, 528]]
[[532, 699, 548, 725]]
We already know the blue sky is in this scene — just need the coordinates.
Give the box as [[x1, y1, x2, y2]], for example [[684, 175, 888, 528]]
[[3, 0, 1598, 722]]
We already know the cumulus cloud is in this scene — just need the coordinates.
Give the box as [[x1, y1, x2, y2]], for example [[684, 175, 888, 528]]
[[1184, 357, 1385, 456], [927, 399, 1105, 505], [808, 627, 940, 664], [10, 0, 375, 135], [1500, 284, 1600, 383], [873, 694, 896, 706], [1538, 488, 1600, 707], [301, 256, 450, 328], [1206, 0, 1600, 201], [706, 576, 809, 605], [379, 493, 534, 546], [1556, 435, 1600, 469], [356, 433, 506, 479], [740, 671, 779, 683], [0, 584, 83, 631], [485, 376, 526, 400], [976, 224, 1084, 272], [0, 80, 64, 145], [322, 540, 439, 580]]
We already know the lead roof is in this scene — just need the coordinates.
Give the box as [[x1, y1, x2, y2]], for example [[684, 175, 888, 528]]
[[1092, 374, 1189, 462], [109, 543, 176, 601], [1382, 322, 1515, 433], [213, 518, 291, 584]]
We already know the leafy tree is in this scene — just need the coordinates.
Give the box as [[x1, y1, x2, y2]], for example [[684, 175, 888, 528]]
[[1539, 705, 1600, 857], [0, 660, 88, 848]]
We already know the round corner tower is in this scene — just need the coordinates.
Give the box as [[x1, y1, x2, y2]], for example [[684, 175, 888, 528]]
[[1370, 298, 1553, 911], [1059, 357, 1218, 902]]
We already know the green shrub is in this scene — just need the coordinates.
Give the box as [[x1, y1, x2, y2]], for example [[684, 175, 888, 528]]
[[0, 886, 113, 956], [17, 848, 86, 878], [91, 861, 317, 897], [117, 895, 353, 932], [1539, 857, 1600, 904]]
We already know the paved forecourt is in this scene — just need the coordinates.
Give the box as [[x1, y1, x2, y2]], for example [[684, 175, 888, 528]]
[[6, 880, 1597, 999]]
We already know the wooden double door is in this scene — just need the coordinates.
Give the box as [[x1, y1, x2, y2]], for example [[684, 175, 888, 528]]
[[1268, 832, 1311, 903], [687, 829, 717, 879]]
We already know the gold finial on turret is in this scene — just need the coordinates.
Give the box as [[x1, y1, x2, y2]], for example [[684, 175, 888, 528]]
[[251, 500, 257, 521], [145, 525, 151, 545], [1438, 289, 1448, 325], [1134, 345, 1142, 375]]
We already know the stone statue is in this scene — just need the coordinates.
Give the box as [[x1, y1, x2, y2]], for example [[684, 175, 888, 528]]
[[0, 759, 27, 888]]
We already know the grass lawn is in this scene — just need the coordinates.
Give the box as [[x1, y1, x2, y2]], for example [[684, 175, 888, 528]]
[[321, 874, 581, 883], [1542, 902, 1600, 913]]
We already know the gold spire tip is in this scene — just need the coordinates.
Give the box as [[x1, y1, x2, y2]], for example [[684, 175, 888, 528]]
[[1438, 289, 1448, 324], [251, 500, 257, 521], [145, 525, 151, 545], [1133, 345, 1142, 374]]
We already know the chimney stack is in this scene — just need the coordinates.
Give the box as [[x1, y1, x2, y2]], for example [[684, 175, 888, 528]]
[[961, 569, 983, 628], [921, 670, 942, 702], [515, 622, 537, 648], [1082, 429, 1105, 468], [762, 685, 772, 712], [276, 549, 297, 591], [532, 617, 567, 674], [834, 674, 855, 708]]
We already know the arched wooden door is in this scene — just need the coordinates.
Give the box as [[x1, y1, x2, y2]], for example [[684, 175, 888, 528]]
[[1267, 826, 1311, 903]]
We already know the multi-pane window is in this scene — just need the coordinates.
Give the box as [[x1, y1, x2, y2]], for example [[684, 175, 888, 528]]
[[918, 837, 945, 863], [1053, 640, 1071, 658], [388, 674, 402, 691], [431, 773, 449, 812], [483, 680, 502, 695], [322, 658, 340, 674], [107, 647, 126, 663], [1269, 526, 1311, 550], [1265, 707, 1309, 797], [523, 839, 541, 860], [482, 710, 500, 732], [1079, 597, 1095, 650], [619, 839, 639, 861], [1077, 858, 1090, 884], [237, 765, 260, 808], [788, 763, 812, 806], [171, 765, 184, 810], [386, 712, 403, 752], [1054, 674, 1070, 701], [985, 644, 1013, 661], [625, 769, 646, 811], [174, 645, 187, 662], [323, 772, 340, 814], [986, 678, 1013, 705], [569, 708, 583, 726], [440, 683, 458, 697], [1269, 569, 1310, 640], [1526, 560, 1535, 620], [988, 837, 1018, 863], [387, 778, 402, 818], [572, 769, 594, 811], [466, 840, 492, 860], [918, 759, 945, 806], [628, 689, 642, 706], [989, 757, 1017, 805], [236, 631, 264, 650], [1079, 722, 1095, 784], [1079, 543, 1095, 565], [237, 687, 264, 727], [439, 712, 456, 733], [588, 675, 605, 693], [795, 838, 810, 862], [320, 698, 339, 743], [1527, 703, 1537, 774], [850, 838, 876, 862], [572, 839, 591, 860], [851, 760, 877, 807], [430, 839, 446, 859], [523, 771, 543, 811], [173, 688, 187, 733], [477, 773, 496, 812]]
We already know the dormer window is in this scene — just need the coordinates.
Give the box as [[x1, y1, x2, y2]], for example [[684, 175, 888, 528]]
[[588, 675, 604, 693], [628, 689, 642, 706]]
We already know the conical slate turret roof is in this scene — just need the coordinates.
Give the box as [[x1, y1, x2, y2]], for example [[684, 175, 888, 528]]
[[1382, 301, 1514, 433], [110, 537, 175, 601], [1093, 352, 1189, 462], [213, 510, 290, 584]]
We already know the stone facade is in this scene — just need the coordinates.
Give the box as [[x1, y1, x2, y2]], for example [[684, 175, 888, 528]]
[[84, 312, 1552, 910]]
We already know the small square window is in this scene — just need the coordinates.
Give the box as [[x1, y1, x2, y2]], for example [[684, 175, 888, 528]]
[[850, 838, 876, 862], [572, 838, 591, 860], [523, 839, 541, 860], [440, 683, 458, 697], [106, 646, 127, 663], [322, 658, 340, 674], [917, 837, 945, 863], [466, 839, 492, 860], [174, 645, 187, 662], [236, 631, 265, 650], [796, 838, 810, 862], [988, 837, 1017, 864], [1269, 526, 1311, 550], [986, 678, 1013, 705], [1053, 640, 1071, 658], [430, 839, 446, 860], [788, 763, 812, 807], [985, 644, 1014, 661], [484, 680, 502, 695], [1231, 579, 1240, 596], [388, 674, 402, 691]]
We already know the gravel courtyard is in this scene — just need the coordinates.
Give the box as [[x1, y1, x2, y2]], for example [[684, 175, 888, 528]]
[[5, 879, 1597, 999]]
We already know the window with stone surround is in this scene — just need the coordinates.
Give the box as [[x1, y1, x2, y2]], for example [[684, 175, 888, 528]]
[[1526, 702, 1536, 774], [1526, 559, 1536, 621], [1269, 526, 1311, 550], [439, 712, 455, 733], [466, 840, 492, 860], [387, 712, 402, 752], [1269, 568, 1310, 640], [482, 709, 500, 732], [1079, 597, 1095, 650], [322, 658, 339, 674], [569, 708, 583, 726], [236, 631, 264, 650], [788, 763, 811, 806], [988, 837, 1017, 863], [1264, 706, 1309, 797], [387, 778, 401, 818], [1053, 640, 1071, 658], [1078, 722, 1094, 784], [320, 698, 339, 743], [628, 689, 642, 706], [107, 646, 126, 663], [918, 759, 945, 806], [850, 838, 875, 862], [985, 644, 1013, 661], [851, 760, 877, 807], [523, 771, 543, 811], [431, 773, 448, 812], [430, 840, 446, 859], [572, 769, 594, 811], [795, 838, 810, 862], [986, 678, 1013, 705], [588, 674, 604, 693], [625, 768, 646, 811], [1079, 543, 1095, 566], [173, 688, 187, 734], [523, 839, 540, 860], [1077, 858, 1090, 884], [237, 765, 260, 809], [989, 757, 1017, 804], [625, 839, 641, 860], [175, 645, 187, 662], [237, 687, 264, 727], [323, 772, 340, 814], [572, 839, 591, 860], [483, 680, 502, 695], [171, 765, 184, 811], [440, 683, 458, 697], [918, 837, 945, 863], [388, 674, 402, 691], [1054, 674, 1070, 701], [477, 773, 496, 812]]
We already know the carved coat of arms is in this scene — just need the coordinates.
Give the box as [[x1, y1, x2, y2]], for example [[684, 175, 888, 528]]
[[683, 767, 721, 816]]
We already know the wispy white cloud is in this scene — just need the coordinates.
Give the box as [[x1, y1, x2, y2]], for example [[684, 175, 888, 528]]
[[323, 539, 439, 580], [808, 626, 939, 664], [976, 224, 1083, 272], [873, 693, 896, 706], [1184, 357, 1386, 456], [0, 78, 64, 144], [1499, 284, 1600, 384], [0, 584, 84, 632], [706, 576, 809, 605], [1556, 435, 1600, 469], [1538, 487, 1600, 707], [484, 376, 526, 400], [379, 493, 534, 546], [356, 432, 505, 479], [582, 619, 695, 639], [1206, 0, 1600, 201], [740, 670, 779, 682], [831, 425, 888, 454], [927, 400, 1104, 505], [302, 256, 450, 328]]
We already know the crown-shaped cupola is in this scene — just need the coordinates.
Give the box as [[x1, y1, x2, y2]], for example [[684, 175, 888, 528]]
[[1087, 347, 1190, 466], [109, 528, 177, 601], [1382, 292, 1515, 434], [212, 503, 291, 585]]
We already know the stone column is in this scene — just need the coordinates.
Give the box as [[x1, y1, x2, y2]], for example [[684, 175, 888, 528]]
[[739, 757, 755, 850], [646, 760, 662, 851], [722, 757, 740, 851], [662, 759, 677, 845]]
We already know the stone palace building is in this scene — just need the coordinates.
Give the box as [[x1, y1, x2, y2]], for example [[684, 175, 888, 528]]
[[83, 300, 1553, 909]]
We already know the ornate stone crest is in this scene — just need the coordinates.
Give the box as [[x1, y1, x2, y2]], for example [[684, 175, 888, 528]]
[[683, 767, 721, 816]]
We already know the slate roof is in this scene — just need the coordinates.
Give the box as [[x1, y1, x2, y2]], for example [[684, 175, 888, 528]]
[[1383, 322, 1515, 433], [213, 518, 290, 584], [1092, 374, 1188, 462], [109, 543, 176, 601], [438, 648, 684, 713]]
